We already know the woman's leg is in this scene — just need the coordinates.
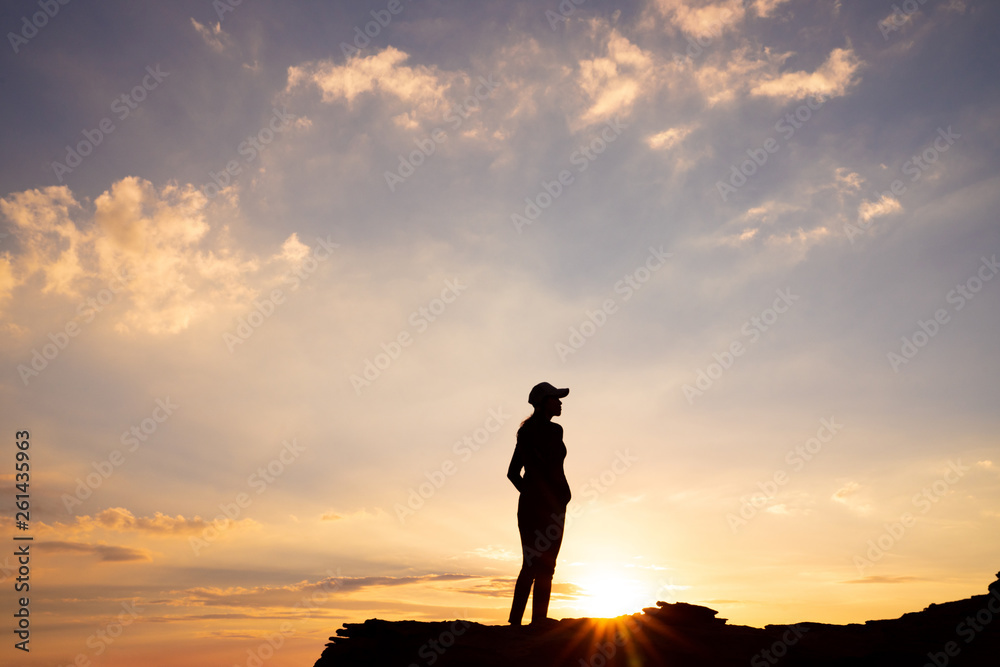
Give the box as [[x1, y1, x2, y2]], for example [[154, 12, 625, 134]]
[[512, 502, 567, 625], [508, 568, 533, 625], [530, 574, 552, 624], [510, 499, 538, 625], [529, 508, 564, 624]]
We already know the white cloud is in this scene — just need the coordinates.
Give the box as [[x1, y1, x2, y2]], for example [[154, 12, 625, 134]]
[[576, 30, 658, 128], [858, 194, 903, 223], [739, 201, 803, 225], [651, 0, 747, 39], [462, 545, 519, 561], [835, 168, 864, 194], [700, 200, 829, 253], [286, 47, 453, 125], [0, 177, 301, 334], [319, 508, 385, 522], [688, 45, 861, 108], [0, 185, 86, 296], [690, 46, 778, 106], [39, 507, 258, 536], [751, 0, 791, 18], [276, 232, 310, 265], [41, 540, 152, 562], [751, 47, 862, 101], [647, 125, 693, 150], [0, 258, 13, 307], [190, 18, 232, 54], [832, 481, 872, 514], [651, 0, 791, 35]]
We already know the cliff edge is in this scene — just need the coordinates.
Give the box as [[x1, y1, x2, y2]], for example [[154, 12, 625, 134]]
[[312, 573, 1000, 666]]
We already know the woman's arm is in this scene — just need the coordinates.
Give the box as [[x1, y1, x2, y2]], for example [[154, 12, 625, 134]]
[[507, 446, 524, 492]]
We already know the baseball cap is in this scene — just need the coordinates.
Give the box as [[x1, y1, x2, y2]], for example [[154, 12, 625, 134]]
[[528, 382, 569, 406]]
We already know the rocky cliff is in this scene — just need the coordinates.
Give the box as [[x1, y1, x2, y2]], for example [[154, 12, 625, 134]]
[[312, 574, 1000, 666]]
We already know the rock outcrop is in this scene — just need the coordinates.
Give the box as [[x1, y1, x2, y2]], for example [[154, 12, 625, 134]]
[[313, 573, 1000, 666]]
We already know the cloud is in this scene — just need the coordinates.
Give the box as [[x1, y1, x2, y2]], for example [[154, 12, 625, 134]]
[[751, 0, 791, 18], [0, 255, 12, 307], [975, 461, 998, 479], [92, 178, 263, 334], [40, 507, 258, 536], [175, 573, 480, 608], [460, 545, 519, 561], [190, 18, 232, 54], [831, 481, 872, 514], [451, 576, 585, 600], [0, 185, 86, 297], [276, 232, 310, 265], [751, 47, 862, 101], [0, 177, 296, 334], [832, 481, 860, 501], [742, 491, 814, 518], [42, 540, 152, 562], [286, 47, 453, 127], [740, 202, 803, 225], [576, 31, 658, 128], [319, 508, 385, 522], [834, 168, 864, 195], [650, 0, 747, 39], [696, 200, 832, 255], [553, 581, 586, 598], [683, 44, 860, 110], [766, 226, 832, 247], [690, 47, 778, 106], [647, 125, 693, 151], [842, 575, 925, 584], [451, 577, 514, 598], [858, 194, 903, 223]]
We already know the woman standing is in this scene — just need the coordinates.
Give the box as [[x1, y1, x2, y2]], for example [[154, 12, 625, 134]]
[[506, 382, 571, 626]]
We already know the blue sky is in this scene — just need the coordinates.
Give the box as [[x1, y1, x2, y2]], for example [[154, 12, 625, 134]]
[[1, 0, 999, 665]]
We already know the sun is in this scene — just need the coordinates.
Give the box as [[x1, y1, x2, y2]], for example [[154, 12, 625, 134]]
[[575, 573, 650, 618]]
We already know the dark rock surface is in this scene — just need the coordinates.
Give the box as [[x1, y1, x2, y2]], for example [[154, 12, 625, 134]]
[[313, 574, 1000, 666]]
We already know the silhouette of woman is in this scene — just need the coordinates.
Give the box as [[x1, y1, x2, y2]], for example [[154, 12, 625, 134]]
[[507, 382, 571, 626]]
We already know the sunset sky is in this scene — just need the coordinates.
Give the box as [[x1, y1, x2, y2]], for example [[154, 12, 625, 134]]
[[1, 0, 999, 665]]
